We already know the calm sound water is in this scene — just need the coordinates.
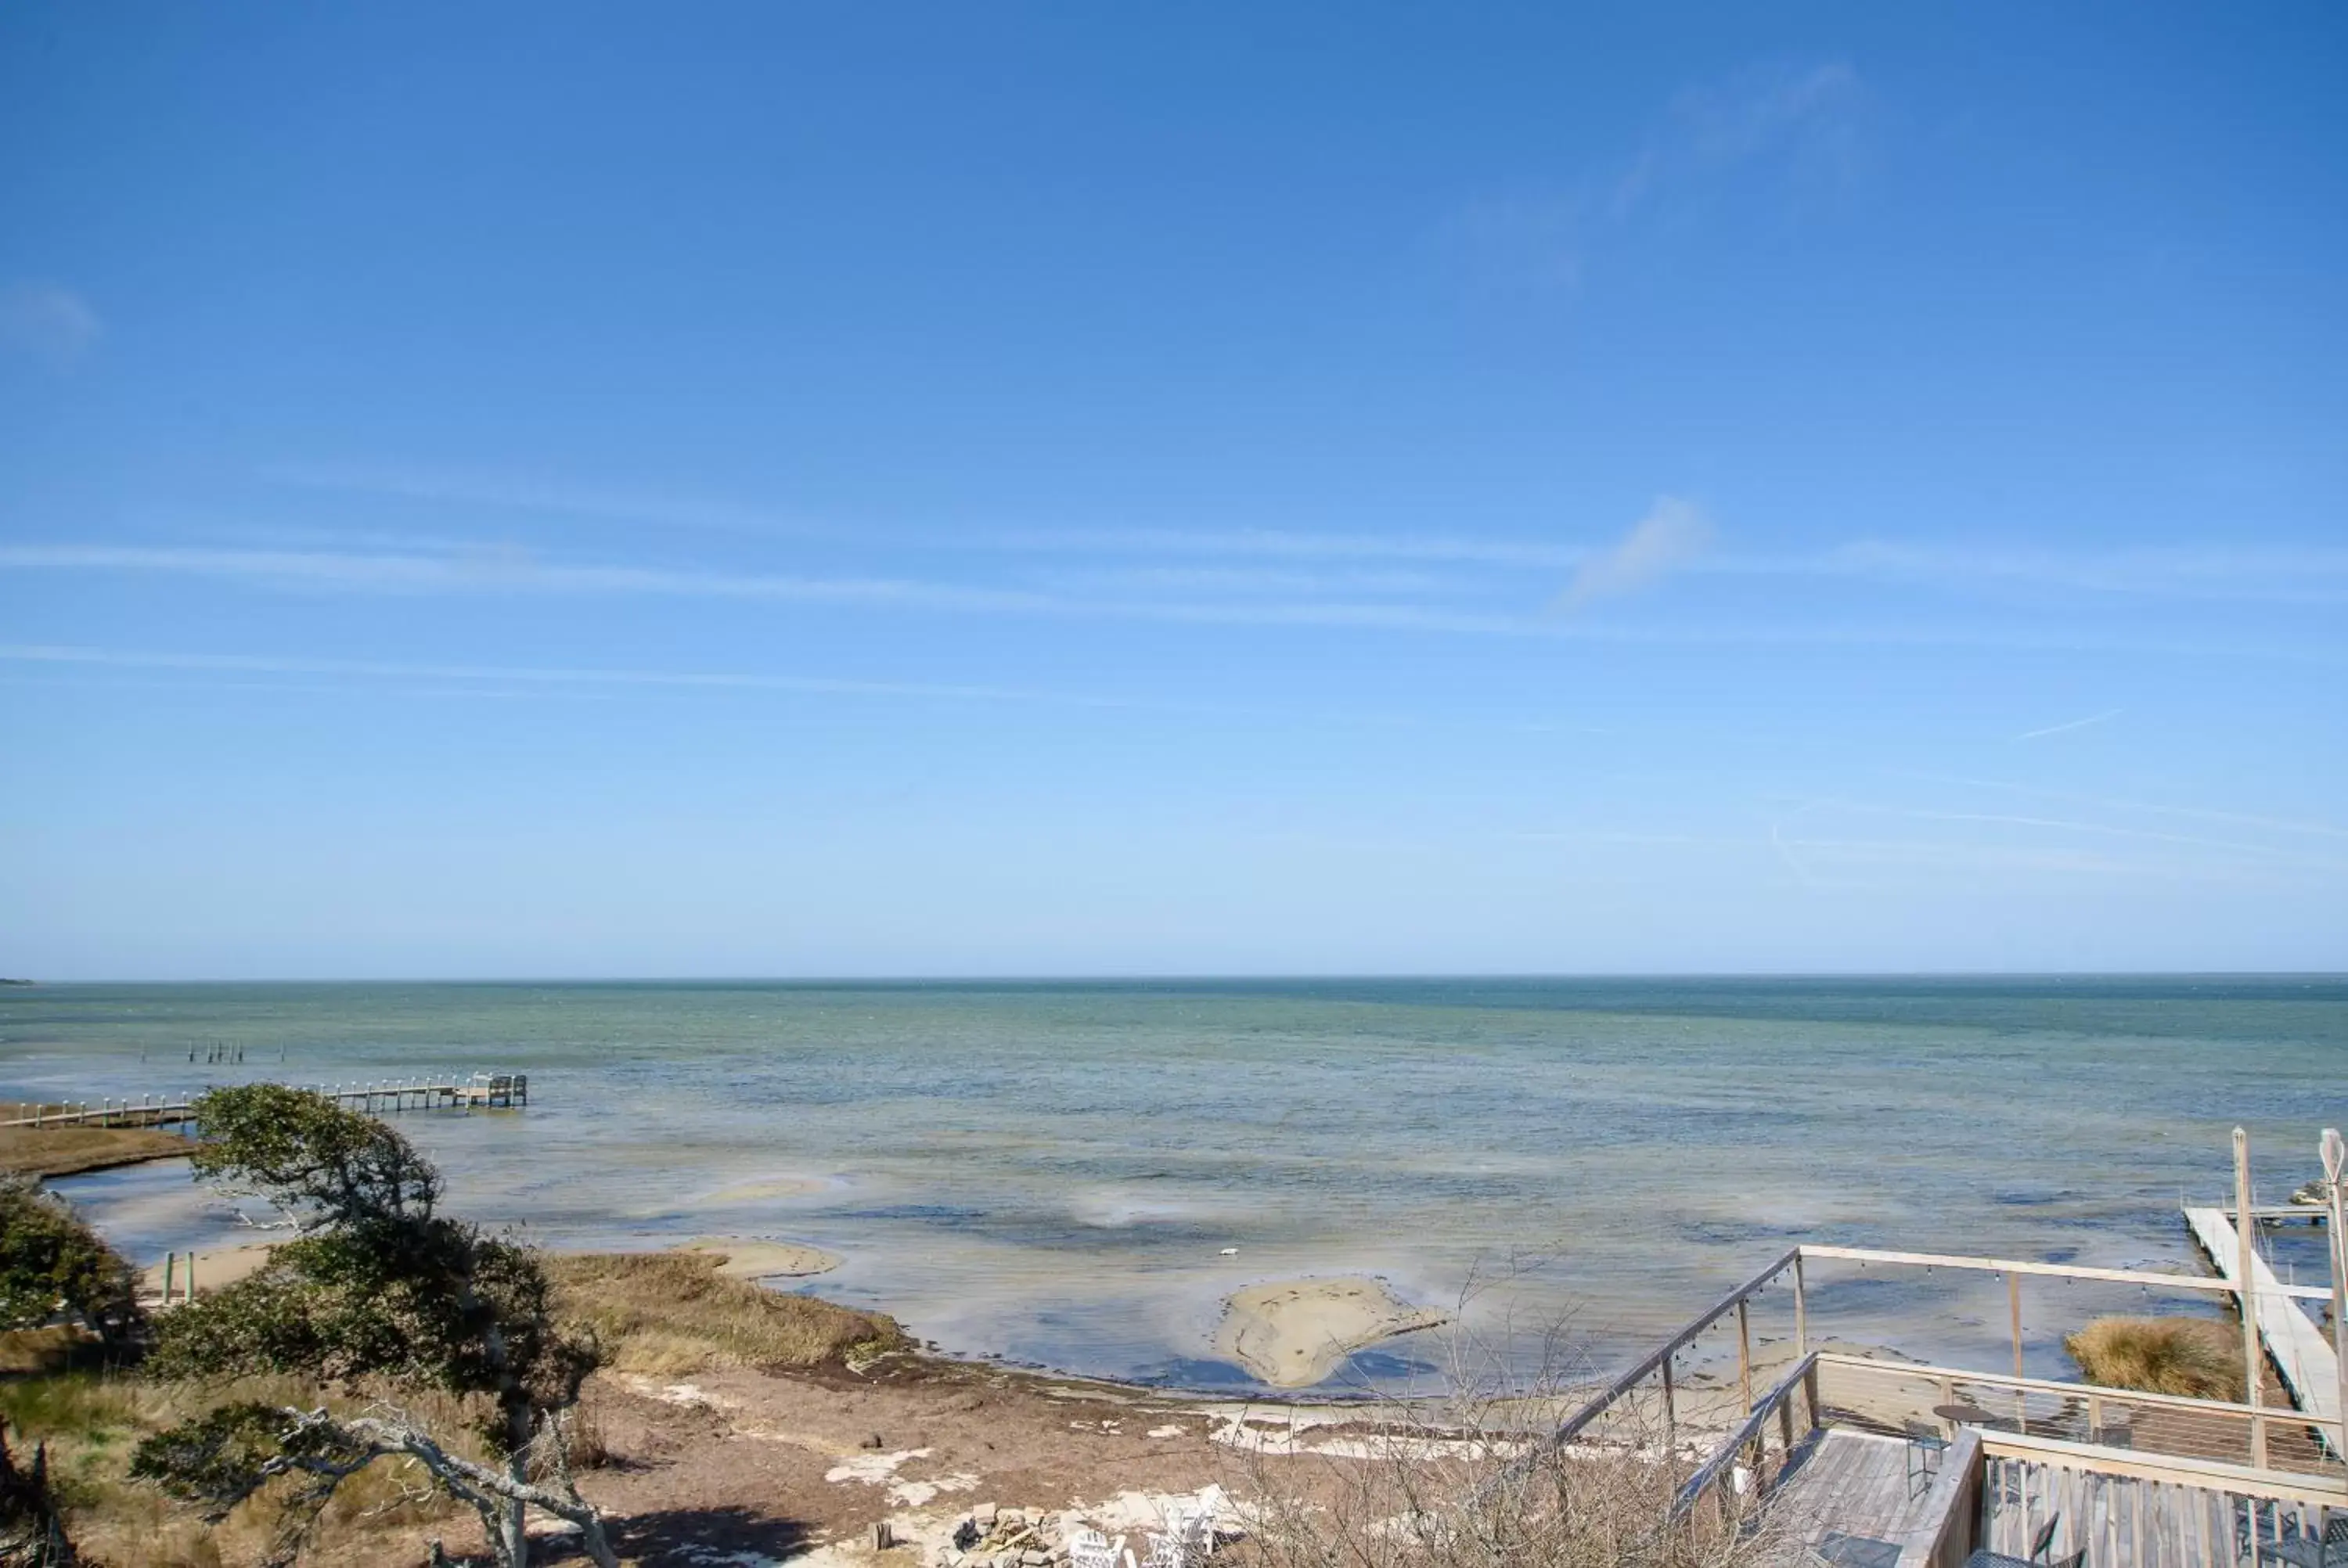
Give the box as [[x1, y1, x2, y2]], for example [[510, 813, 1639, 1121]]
[[6, 978, 2343, 1392]]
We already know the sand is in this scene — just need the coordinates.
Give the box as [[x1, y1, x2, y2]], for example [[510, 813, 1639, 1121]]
[[138, 1241, 280, 1300], [1215, 1275, 1449, 1388], [675, 1235, 844, 1279]]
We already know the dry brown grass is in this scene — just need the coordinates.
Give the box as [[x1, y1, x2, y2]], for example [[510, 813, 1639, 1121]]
[[546, 1250, 902, 1377], [0, 1120, 194, 1178], [1, 1365, 487, 1566], [0, 1326, 102, 1376], [2064, 1314, 2246, 1401]]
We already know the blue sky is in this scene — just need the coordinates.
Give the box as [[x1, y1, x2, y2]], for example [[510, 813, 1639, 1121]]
[[3, 3, 2344, 979]]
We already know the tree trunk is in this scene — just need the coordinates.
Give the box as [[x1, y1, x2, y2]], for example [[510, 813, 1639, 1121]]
[[503, 1404, 533, 1568]]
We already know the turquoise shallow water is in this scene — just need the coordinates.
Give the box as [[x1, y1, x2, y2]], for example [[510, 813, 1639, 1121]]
[[5, 978, 2343, 1392]]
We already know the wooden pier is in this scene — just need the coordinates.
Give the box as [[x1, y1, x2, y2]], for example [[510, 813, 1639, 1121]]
[[2184, 1205, 2342, 1457], [0, 1074, 528, 1130]]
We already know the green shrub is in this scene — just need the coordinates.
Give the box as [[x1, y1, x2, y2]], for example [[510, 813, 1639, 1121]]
[[0, 1177, 140, 1348]]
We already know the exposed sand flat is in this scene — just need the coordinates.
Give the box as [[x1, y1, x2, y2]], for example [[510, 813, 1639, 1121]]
[[1215, 1275, 1448, 1388], [676, 1236, 842, 1279], [138, 1241, 280, 1300]]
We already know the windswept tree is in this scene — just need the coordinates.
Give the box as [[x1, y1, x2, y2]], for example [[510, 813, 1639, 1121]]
[[0, 1174, 140, 1349], [130, 1086, 615, 1567]]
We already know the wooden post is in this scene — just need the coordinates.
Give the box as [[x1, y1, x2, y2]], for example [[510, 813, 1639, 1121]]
[[1662, 1352, 1677, 1450], [1793, 1252, 1808, 1357], [1735, 1297, 1753, 1417], [162, 1253, 176, 1304], [2234, 1127, 2267, 1469], [184, 1255, 195, 1304], [2009, 1271, 2026, 1434], [2323, 1127, 2346, 1462]]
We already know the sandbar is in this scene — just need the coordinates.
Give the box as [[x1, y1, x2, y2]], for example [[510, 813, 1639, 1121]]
[[1215, 1275, 1448, 1388], [675, 1236, 841, 1280]]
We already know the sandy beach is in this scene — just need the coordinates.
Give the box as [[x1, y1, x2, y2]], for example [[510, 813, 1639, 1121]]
[[137, 1240, 279, 1300], [1215, 1275, 1449, 1388]]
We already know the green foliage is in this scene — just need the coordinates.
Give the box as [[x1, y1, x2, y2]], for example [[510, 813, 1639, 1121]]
[[136, 1088, 610, 1566], [130, 1403, 309, 1518], [184, 1084, 441, 1230], [150, 1090, 596, 1444], [0, 1176, 140, 1347]]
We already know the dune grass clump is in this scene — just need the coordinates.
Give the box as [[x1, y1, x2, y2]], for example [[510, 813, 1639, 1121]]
[[546, 1252, 902, 1377], [2064, 1314, 2245, 1401]]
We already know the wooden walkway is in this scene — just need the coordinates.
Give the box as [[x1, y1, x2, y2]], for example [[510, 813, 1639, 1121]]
[[2184, 1207, 2342, 1455], [0, 1074, 529, 1129]]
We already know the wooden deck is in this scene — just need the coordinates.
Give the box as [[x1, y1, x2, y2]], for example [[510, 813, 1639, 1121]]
[[1769, 1428, 1950, 1562], [2184, 1206, 2342, 1455]]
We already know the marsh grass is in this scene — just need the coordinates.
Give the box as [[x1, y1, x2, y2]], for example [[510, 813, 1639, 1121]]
[[0, 1367, 481, 1566], [0, 1113, 193, 1179], [546, 1251, 902, 1376], [2064, 1314, 2245, 1401]]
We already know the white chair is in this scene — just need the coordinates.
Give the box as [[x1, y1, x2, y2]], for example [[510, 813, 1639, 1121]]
[[1140, 1532, 1186, 1568], [1161, 1498, 1216, 1559], [1070, 1529, 1123, 1568]]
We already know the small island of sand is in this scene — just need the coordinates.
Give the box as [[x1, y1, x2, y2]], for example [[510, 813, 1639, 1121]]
[[1215, 1275, 1449, 1387], [675, 1235, 841, 1280]]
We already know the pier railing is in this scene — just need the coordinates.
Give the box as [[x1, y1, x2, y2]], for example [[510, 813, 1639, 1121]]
[[0, 1074, 528, 1129]]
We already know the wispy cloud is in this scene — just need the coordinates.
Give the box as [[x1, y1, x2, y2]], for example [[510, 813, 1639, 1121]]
[[263, 462, 2348, 613], [0, 543, 1061, 613], [268, 462, 830, 541], [1554, 497, 1714, 612], [1628, 61, 1865, 210], [7, 536, 2341, 662], [0, 642, 1097, 707], [983, 526, 1585, 568], [1883, 771, 2348, 843], [1766, 788, 2348, 892], [275, 466, 1590, 567], [2013, 708, 2121, 743], [1455, 59, 1866, 290], [1824, 541, 2348, 605], [0, 282, 103, 365]]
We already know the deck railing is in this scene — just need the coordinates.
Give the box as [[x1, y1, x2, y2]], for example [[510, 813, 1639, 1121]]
[[1976, 1430, 2346, 1568], [1671, 1350, 1824, 1526], [1817, 1354, 2345, 1480]]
